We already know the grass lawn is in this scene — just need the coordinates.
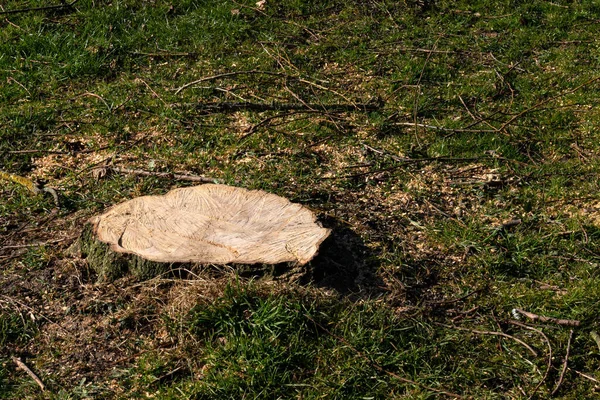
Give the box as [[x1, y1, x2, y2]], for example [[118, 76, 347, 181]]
[[1, 0, 600, 398]]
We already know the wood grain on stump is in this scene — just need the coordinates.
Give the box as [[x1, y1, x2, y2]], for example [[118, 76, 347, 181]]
[[80, 184, 330, 281]]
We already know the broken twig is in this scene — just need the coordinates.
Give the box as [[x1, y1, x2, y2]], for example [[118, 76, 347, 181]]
[[12, 356, 45, 391], [509, 320, 552, 399], [437, 323, 538, 357], [552, 329, 574, 396], [513, 308, 580, 327], [103, 167, 219, 184], [0, 0, 78, 15]]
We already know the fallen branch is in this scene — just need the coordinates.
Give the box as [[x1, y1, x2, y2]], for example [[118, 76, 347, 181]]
[[240, 109, 343, 139], [0, 0, 78, 15], [394, 122, 497, 133], [174, 69, 360, 108], [437, 323, 538, 357], [498, 75, 600, 132], [189, 101, 378, 113], [508, 320, 552, 399], [570, 368, 599, 383], [12, 356, 45, 391], [513, 308, 581, 327], [590, 331, 600, 352], [104, 167, 219, 184], [1, 236, 77, 250], [322, 156, 500, 180], [552, 329, 574, 396]]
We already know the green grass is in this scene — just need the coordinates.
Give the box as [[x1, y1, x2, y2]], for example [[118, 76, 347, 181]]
[[1, 0, 600, 398]]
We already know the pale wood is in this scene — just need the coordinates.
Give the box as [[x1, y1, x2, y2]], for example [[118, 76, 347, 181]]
[[88, 184, 330, 269]]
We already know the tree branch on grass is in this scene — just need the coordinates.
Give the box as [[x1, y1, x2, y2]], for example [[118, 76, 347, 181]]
[[508, 320, 552, 399], [437, 322, 538, 357], [101, 166, 219, 184], [0, 0, 78, 15], [174, 69, 362, 108], [552, 329, 574, 396], [12, 357, 45, 391], [513, 308, 581, 327]]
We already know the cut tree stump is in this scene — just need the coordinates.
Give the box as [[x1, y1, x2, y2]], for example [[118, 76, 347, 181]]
[[78, 184, 331, 281]]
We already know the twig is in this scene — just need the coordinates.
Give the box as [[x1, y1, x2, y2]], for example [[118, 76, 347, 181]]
[[136, 78, 166, 106], [570, 368, 599, 383], [513, 308, 581, 327], [1, 236, 76, 250], [106, 166, 219, 184], [240, 109, 342, 139], [509, 320, 552, 399], [0, 0, 78, 15], [130, 51, 196, 57], [498, 75, 600, 132], [552, 329, 574, 396], [425, 288, 483, 306], [306, 315, 463, 398], [590, 331, 600, 352], [394, 122, 497, 133], [188, 101, 376, 113], [322, 156, 501, 180], [7, 149, 69, 155], [437, 323, 538, 357], [11, 356, 45, 391], [174, 69, 359, 108], [76, 92, 111, 112]]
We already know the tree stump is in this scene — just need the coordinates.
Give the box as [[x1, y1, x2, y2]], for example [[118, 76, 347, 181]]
[[78, 184, 331, 281]]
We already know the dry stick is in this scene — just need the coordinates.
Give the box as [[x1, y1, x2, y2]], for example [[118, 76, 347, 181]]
[[11, 356, 45, 391], [0, 0, 78, 15], [552, 329, 574, 396], [498, 75, 600, 132], [437, 323, 538, 357], [306, 315, 463, 399], [1, 236, 77, 250], [108, 167, 218, 184], [509, 320, 552, 399], [0, 294, 69, 334], [174, 70, 358, 108], [590, 331, 600, 352], [514, 308, 581, 327], [570, 368, 599, 383], [395, 122, 497, 133], [323, 156, 498, 180], [240, 109, 342, 139], [7, 149, 69, 155]]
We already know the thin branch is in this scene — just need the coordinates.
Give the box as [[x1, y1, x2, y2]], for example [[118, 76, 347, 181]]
[[189, 101, 377, 113], [0, 0, 78, 15], [437, 322, 538, 357], [513, 308, 581, 327], [509, 320, 552, 399], [11, 357, 45, 391], [7, 149, 69, 155], [105, 166, 219, 184], [498, 75, 600, 132], [174, 69, 360, 108], [1, 236, 77, 250], [590, 331, 600, 352], [240, 109, 342, 139], [394, 122, 497, 133], [570, 368, 599, 383], [552, 329, 574, 396], [322, 156, 502, 180]]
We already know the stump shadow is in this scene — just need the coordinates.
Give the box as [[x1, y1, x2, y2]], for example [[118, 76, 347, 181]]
[[237, 216, 384, 297]]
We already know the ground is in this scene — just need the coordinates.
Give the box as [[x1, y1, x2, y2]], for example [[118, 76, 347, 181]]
[[2, 0, 600, 398]]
